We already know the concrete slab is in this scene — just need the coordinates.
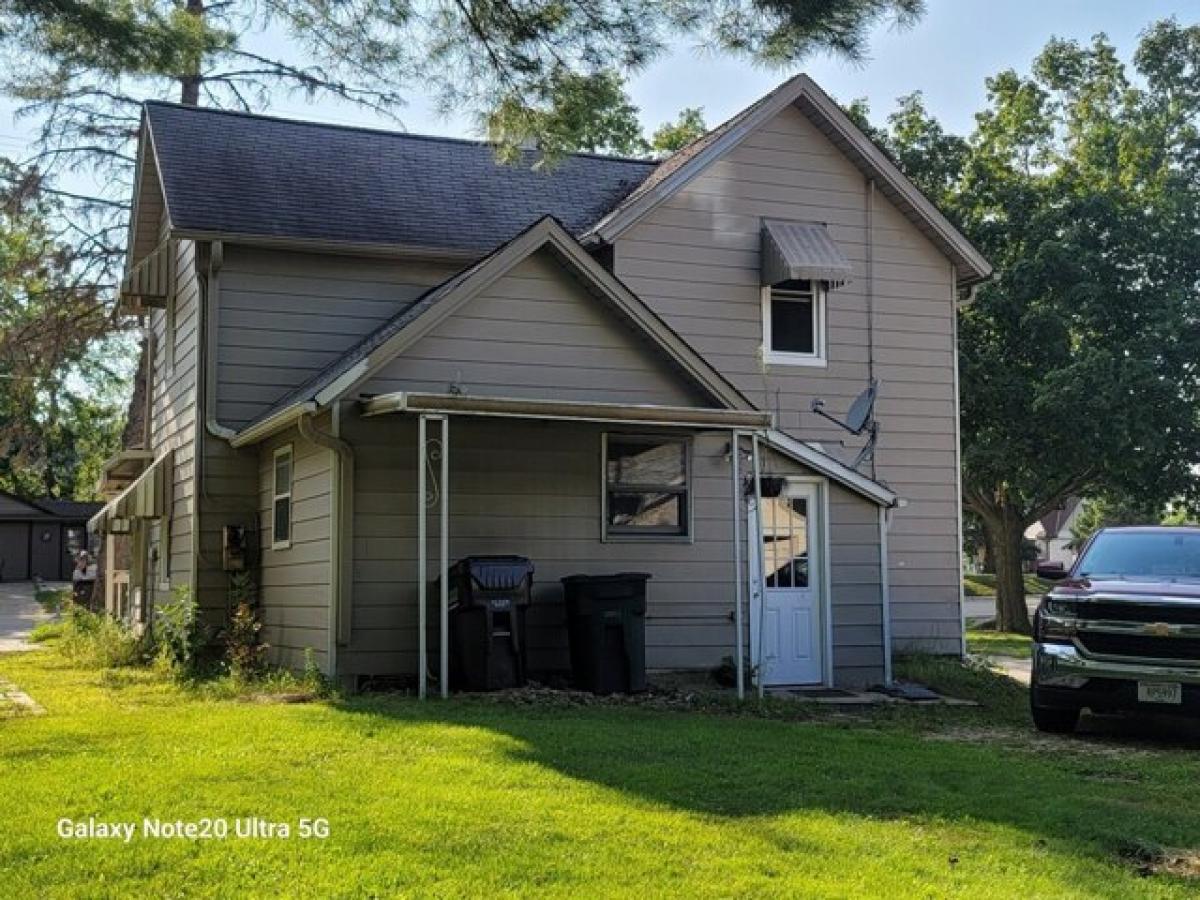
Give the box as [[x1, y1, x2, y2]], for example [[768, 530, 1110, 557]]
[[0, 581, 64, 652]]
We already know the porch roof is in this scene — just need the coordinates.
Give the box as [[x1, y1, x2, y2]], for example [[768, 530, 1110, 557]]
[[359, 391, 773, 429]]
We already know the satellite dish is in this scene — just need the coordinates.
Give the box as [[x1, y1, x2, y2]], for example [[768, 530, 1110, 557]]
[[810, 379, 877, 436], [844, 382, 877, 434]]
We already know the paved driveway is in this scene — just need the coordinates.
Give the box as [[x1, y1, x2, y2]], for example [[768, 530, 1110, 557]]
[[0, 581, 62, 652], [963, 594, 1041, 624]]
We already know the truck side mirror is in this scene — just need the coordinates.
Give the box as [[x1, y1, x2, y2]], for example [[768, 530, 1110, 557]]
[[1036, 562, 1069, 581]]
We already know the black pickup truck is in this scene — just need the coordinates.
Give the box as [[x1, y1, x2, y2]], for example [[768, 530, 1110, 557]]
[[1031, 526, 1200, 733]]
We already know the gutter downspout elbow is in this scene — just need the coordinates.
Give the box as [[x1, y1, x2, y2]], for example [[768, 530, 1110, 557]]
[[203, 240, 237, 441], [298, 410, 355, 674]]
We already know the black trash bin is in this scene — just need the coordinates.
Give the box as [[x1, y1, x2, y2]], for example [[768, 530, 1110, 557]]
[[445, 556, 534, 691], [561, 573, 650, 694]]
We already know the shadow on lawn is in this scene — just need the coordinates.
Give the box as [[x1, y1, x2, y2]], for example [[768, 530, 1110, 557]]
[[333, 694, 1200, 860]]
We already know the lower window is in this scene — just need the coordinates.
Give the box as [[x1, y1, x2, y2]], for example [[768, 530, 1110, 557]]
[[603, 435, 690, 539]]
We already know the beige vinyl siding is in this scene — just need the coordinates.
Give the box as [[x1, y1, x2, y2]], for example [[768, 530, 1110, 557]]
[[340, 413, 884, 688], [614, 102, 961, 653], [360, 249, 709, 407], [216, 247, 462, 428], [257, 426, 333, 672]]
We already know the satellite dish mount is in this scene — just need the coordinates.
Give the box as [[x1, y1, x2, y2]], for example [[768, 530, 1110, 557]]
[[810, 379, 879, 471]]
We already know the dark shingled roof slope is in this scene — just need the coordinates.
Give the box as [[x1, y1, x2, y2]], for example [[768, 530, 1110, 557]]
[[33, 499, 105, 519], [144, 102, 658, 252]]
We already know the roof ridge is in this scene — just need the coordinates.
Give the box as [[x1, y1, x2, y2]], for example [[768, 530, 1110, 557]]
[[142, 100, 658, 166]]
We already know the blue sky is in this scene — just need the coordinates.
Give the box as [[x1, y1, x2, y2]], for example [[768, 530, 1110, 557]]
[[256, 0, 1194, 140], [0, 0, 1193, 157]]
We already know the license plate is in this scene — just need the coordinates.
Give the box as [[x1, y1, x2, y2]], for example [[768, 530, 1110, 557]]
[[1138, 681, 1182, 705]]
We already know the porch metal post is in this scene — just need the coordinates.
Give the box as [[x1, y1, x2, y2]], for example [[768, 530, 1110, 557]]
[[731, 430, 745, 700], [417, 414, 428, 700], [439, 416, 450, 699], [750, 432, 766, 699]]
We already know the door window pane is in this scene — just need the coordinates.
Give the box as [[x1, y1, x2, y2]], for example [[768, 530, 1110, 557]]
[[764, 495, 808, 587]]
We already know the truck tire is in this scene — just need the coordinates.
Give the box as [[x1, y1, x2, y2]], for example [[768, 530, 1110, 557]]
[[1031, 702, 1080, 734]]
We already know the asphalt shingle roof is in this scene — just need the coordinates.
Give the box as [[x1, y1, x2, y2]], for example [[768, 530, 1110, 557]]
[[144, 102, 658, 252], [33, 499, 105, 520]]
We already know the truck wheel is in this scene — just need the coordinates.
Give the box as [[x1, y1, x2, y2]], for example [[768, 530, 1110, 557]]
[[1031, 703, 1080, 734]]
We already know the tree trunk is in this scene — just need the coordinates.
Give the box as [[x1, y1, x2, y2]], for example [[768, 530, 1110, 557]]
[[982, 530, 996, 574], [180, 0, 204, 106], [990, 514, 1032, 634]]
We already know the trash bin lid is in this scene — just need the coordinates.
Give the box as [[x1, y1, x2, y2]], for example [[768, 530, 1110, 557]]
[[454, 556, 535, 591]]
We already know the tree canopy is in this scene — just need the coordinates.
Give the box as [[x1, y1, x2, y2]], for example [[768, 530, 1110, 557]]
[[860, 21, 1200, 630]]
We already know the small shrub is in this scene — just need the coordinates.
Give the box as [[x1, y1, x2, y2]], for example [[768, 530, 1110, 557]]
[[59, 606, 145, 669], [33, 586, 71, 613], [28, 621, 65, 643], [155, 586, 204, 675], [301, 647, 333, 698], [225, 601, 268, 677]]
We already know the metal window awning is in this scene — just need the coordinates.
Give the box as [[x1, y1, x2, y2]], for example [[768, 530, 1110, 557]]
[[98, 449, 155, 499], [88, 451, 171, 532], [119, 239, 174, 314], [761, 220, 853, 287]]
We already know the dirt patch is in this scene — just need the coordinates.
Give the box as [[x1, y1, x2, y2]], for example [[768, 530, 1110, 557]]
[[0, 678, 45, 716], [1119, 840, 1200, 879], [927, 726, 1160, 759]]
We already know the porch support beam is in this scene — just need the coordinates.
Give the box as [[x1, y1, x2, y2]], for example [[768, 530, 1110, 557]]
[[750, 432, 766, 699], [416, 413, 451, 700], [361, 392, 771, 430], [417, 416, 428, 699], [439, 415, 450, 699], [731, 430, 745, 701]]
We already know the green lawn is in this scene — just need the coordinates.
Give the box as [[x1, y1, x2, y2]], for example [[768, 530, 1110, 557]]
[[964, 572, 1054, 598], [2, 651, 1199, 898], [966, 629, 1034, 659]]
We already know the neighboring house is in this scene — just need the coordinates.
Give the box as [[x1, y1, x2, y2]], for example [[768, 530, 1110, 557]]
[[1025, 497, 1084, 569], [0, 493, 100, 582], [89, 73, 990, 693]]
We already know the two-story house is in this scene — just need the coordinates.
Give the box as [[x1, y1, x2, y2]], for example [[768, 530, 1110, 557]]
[[90, 74, 990, 695]]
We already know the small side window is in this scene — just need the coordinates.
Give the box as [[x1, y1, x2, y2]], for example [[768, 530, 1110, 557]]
[[603, 435, 691, 540], [763, 279, 826, 366], [272, 445, 293, 550]]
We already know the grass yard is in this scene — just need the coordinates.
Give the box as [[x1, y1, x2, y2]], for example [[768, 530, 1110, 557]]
[[964, 573, 1054, 598], [966, 629, 1034, 658], [2, 651, 1200, 898]]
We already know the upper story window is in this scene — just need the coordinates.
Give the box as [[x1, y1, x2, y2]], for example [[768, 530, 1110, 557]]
[[762, 279, 827, 367], [272, 445, 293, 550], [603, 434, 691, 540]]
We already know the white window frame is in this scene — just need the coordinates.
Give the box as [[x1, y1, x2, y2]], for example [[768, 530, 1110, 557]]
[[272, 444, 293, 551], [761, 281, 827, 367], [601, 433, 693, 543]]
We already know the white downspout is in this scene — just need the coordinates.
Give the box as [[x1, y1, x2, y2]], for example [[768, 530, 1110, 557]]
[[202, 241, 236, 441], [879, 505, 893, 686], [731, 429, 745, 700]]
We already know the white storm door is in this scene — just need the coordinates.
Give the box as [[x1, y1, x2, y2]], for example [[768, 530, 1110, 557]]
[[749, 481, 823, 686]]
